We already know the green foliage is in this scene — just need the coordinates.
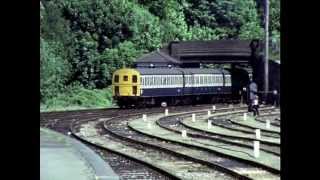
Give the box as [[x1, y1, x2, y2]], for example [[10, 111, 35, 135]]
[[41, 83, 114, 111], [98, 41, 144, 85], [183, 0, 264, 39], [40, 38, 71, 102]]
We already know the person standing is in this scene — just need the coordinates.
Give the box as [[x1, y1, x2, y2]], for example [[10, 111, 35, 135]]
[[247, 80, 258, 112], [273, 90, 279, 107], [252, 95, 260, 116]]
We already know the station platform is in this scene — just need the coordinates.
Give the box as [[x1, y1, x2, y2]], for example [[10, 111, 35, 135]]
[[40, 128, 119, 180]]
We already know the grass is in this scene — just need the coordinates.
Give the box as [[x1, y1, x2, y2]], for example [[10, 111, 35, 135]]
[[40, 86, 116, 112]]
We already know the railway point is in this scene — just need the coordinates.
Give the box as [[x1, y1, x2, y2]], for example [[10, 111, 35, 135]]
[[40, 128, 119, 180]]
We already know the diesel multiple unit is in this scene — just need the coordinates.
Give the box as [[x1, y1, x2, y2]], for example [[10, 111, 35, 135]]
[[112, 67, 249, 108]]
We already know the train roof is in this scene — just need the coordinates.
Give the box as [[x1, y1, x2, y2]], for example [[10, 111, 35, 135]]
[[182, 68, 230, 75], [136, 68, 230, 75], [136, 68, 182, 75]]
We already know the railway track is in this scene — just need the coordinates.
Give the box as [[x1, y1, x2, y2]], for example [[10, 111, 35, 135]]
[[209, 115, 280, 138], [72, 105, 279, 179], [41, 104, 280, 180], [41, 104, 235, 179], [255, 114, 281, 127], [156, 108, 280, 155]]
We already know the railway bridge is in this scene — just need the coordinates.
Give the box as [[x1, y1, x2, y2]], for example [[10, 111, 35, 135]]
[[134, 39, 279, 104]]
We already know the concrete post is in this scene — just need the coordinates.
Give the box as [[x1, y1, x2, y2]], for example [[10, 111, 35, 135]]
[[192, 114, 196, 122], [266, 120, 271, 129], [212, 105, 216, 111], [243, 113, 247, 120], [208, 110, 211, 117], [208, 120, 212, 129], [255, 129, 261, 140], [147, 121, 152, 129], [254, 140, 260, 158], [142, 114, 147, 122], [181, 130, 187, 138], [165, 109, 169, 116]]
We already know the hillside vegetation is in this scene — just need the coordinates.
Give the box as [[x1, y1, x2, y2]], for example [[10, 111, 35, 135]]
[[40, 0, 280, 111]]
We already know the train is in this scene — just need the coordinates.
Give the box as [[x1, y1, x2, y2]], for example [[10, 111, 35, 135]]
[[112, 67, 250, 108]]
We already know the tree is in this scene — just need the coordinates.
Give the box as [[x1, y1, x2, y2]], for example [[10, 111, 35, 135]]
[[40, 38, 71, 101]]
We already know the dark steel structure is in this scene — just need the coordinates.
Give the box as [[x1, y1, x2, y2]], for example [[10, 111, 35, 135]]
[[131, 40, 279, 106], [134, 40, 261, 67]]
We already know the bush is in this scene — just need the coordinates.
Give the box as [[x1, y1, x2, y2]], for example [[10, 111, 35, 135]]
[[41, 83, 114, 112]]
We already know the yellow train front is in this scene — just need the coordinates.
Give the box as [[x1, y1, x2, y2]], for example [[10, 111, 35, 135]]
[[112, 68, 141, 108]]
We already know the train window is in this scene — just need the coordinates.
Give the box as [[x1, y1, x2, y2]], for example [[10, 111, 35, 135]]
[[133, 86, 137, 95], [123, 75, 128, 81], [132, 75, 137, 83], [114, 75, 119, 83]]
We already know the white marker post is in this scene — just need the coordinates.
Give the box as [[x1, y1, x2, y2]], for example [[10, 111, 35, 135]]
[[254, 141, 260, 158], [266, 120, 271, 129], [212, 105, 216, 111], [208, 110, 211, 117], [181, 130, 187, 138], [243, 113, 247, 121], [165, 109, 169, 116], [142, 114, 147, 122], [147, 121, 152, 129], [255, 129, 261, 140], [208, 120, 212, 129], [192, 114, 196, 122]]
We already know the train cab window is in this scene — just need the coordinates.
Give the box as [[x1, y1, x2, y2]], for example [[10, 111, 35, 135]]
[[123, 75, 128, 81], [114, 75, 119, 83], [132, 75, 137, 83]]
